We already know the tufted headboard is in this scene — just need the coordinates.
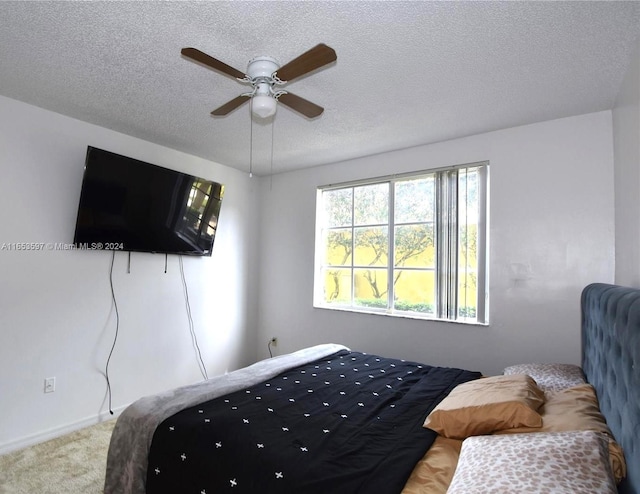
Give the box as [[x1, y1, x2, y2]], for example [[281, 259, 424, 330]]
[[582, 283, 640, 494]]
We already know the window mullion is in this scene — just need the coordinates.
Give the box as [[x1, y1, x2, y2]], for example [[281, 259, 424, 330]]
[[388, 181, 395, 312], [436, 174, 444, 318], [350, 187, 356, 307]]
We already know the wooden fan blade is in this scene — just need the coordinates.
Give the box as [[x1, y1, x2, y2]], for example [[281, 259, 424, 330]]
[[211, 95, 250, 116], [181, 47, 246, 80], [278, 92, 324, 118], [276, 44, 337, 82]]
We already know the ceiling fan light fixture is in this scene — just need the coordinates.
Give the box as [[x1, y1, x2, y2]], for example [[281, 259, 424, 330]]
[[252, 94, 277, 119]]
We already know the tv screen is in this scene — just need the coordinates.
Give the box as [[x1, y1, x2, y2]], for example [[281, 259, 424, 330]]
[[73, 146, 224, 256]]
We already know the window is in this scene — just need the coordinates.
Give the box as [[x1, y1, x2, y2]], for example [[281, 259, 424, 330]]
[[314, 162, 488, 324]]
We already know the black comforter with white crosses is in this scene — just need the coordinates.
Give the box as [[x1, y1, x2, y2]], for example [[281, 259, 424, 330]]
[[146, 350, 480, 494]]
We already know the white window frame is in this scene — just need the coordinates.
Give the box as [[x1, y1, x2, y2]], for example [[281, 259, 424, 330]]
[[313, 161, 489, 325]]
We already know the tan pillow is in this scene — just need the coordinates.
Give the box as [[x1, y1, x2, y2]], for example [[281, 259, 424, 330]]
[[495, 383, 626, 483], [423, 374, 545, 439], [402, 436, 462, 494]]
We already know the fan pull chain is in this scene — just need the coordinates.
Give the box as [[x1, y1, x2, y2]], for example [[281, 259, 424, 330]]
[[270, 117, 275, 190], [249, 99, 254, 178]]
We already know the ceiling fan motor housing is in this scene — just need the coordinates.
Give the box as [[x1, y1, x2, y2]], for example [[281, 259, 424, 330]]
[[246, 56, 280, 82]]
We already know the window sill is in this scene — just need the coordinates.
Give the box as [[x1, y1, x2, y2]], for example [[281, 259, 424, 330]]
[[313, 304, 489, 326]]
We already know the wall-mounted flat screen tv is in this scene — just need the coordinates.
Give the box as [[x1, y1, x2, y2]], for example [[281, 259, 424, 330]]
[[73, 146, 224, 256]]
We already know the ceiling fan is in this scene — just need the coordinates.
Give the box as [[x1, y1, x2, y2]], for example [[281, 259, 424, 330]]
[[181, 44, 337, 119]]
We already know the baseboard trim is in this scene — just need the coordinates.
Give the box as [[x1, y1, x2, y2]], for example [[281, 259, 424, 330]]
[[0, 405, 128, 455]]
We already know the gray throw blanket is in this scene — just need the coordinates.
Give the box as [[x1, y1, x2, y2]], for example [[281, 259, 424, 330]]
[[103, 343, 348, 494]]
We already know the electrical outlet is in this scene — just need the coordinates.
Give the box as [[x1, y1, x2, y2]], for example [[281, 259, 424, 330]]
[[44, 377, 56, 393], [270, 336, 278, 346]]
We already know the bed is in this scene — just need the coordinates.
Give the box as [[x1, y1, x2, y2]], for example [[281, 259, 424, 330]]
[[104, 282, 640, 493]]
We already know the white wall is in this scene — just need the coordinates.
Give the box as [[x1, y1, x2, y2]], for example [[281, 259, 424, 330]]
[[0, 95, 259, 452], [0, 92, 621, 451], [613, 36, 640, 288], [256, 111, 615, 376]]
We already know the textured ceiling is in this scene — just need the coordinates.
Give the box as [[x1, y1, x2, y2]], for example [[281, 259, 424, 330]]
[[0, 1, 639, 176]]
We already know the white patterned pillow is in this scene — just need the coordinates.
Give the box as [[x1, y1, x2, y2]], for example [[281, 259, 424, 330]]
[[503, 363, 585, 393], [446, 431, 616, 494]]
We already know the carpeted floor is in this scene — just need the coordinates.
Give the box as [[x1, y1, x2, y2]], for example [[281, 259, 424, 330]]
[[0, 419, 116, 494]]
